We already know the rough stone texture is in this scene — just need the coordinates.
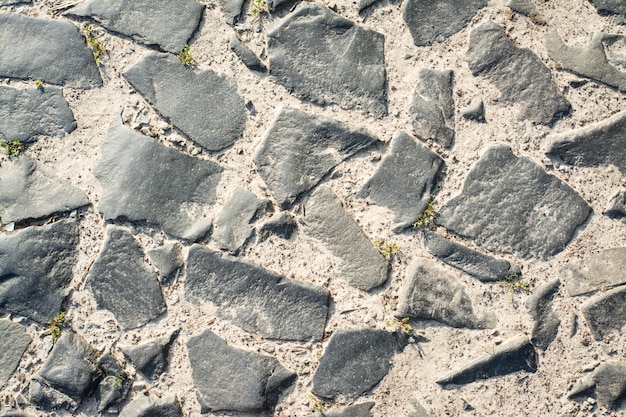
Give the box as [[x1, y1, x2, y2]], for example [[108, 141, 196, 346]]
[[461, 96, 485, 122], [507, 0, 537, 15], [230, 34, 267, 72], [358, 0, 378, 12], [257, 211, 297, 242], [86, 226, 167, 330], [408, 402, 434, 417], [95, 120, 222, 240], [268, 3, 387, 117], [119, 395, 182, 417], [568, 362, 626, 410], [466, 21, 570, 125], [525, 279, 561, 350], [0, 0, 30, 5], [121, 330, 179, 381], [396, 257, 495, 329], [410, 69, 455, 148], [148, 242, 184, 286], [218, 0, 245, 25], [254, 107, 381, 208], [437, 144, 591, 259], [0, 410, 33, 417], [303, 186, 388, 291], [187, 329, 296, 412], [562, 247, 626, 296], [0, 220, 78, 323], [66, 0, 204, 53], [0, 320, 31, 389], [605, 189, 626, 219], [590, 0, 626, 16], [96, 352, 130, 413], [437, 336, 537, 386], [402, 0, 486, 46], [582, 285, 626, 341], [358, 131, 443, 232], [186, 245, 329, 341], [307, 402, 375, 417], [0, 13, 102, 88], [123, 52, 246, 152]]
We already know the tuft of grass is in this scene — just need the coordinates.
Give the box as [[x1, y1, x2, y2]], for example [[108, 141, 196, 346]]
[[249, 0, 269, 16], [83, 24, 107, 64], [307, 393, 324, 412], [374, 239, 401, 260], [0, 139, 25, 156], [386, 317, 413, 334], [413, 200, 436, 229], [34, 79, 43, 88], [114, 373, 125, 388], [178, 44, 196, 67], [496, 273, 531, 295], [48, 311, 66, 344]]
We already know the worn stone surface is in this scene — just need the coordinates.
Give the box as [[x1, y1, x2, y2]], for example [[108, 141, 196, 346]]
[[467, 21, 570, 125], [218, 0, 245, 25], [0, 320, 31, 389], [605, 189, 626, 219], [230, 34, 266, 72], [96, 352, 130, 413], [268, 3, 387, 117], [526, 279, 561, 350], [121, 330, 179, 381], [148, 242, 184, 286], [563, 247, 626, 296], [582, 285, 626, 341], [0, 0, 30, 5], [568, 362, 626, 410], [590, 0, 626, 16], [187, 329, 296, 412], [123, 52, 246, 152], [86, 226, 166, 330], [437, 144, 591, 259], [410, 69, 455, 147], [0, 410, 33, 417], [461, 96, 485, 122], [257, 211, 297, 242], [186, 245, 329, 341], [95, 120, 222, 240], [0, 13, 102, 88], [307, 402, 375, 417], [507, 0, 537, 15], [119, 394, 182, 417], [254, 107, 380, 208]]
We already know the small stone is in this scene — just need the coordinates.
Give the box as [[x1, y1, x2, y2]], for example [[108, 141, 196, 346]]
[[525, 279, 561, 350], [306, 402, 375, 417], [582, 285, 626, 341], [568, 362, 626, 410], [257, 211, 298, 242], [118, 394, 183, 417], [410, 69, 455, 148], [0, 320, 31, 389], [605, 189, 626, 220], [121, 329, 179, 381], [96, 352, 130, 413], [229, 34, 267, 73], [218, 0, 245, 25], [507, 0, 537, 15], [147, 241, 184, 286], [589, 0, 626, 16], [461, 96, 485, 122], [358, 0, 378, 11], [562, 247, 626, 296]]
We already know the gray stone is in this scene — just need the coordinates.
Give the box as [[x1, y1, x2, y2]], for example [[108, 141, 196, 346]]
[[230, 34, 267, 72], [568, 362, 626, 410], [0, 156, 89, 225], [121, 330, 179, 381], [267, 0, 291, 10], [358, 0, 378, 12], [525, 279, 561, 350], [86, 226, 166, 330], [187, 329, 296, 412], [268, 3, 387, 117], [437, 144, 591, 259], [466, 21, 570, 125], [123, 52, 246, 152], [507, 0, 537, 15], [590, 0, 626, 16], [582, 285, 626, 341], [148, 242, 184, 286], [307, 402, 375, 417], [119, 394, 182, 417], [0, 0, 30, 5], [257, 211, 297, 241], [0, 410, 33, 417], [0, 86, 76, 142], [396, 258, 495, 329], [218, 0, 245, 25], [0, 320, 31, 389], [402, 0, 486, 46], [0, 13, 102, 88], [410, 69, 455, 148], [254, 107, 381, 208], [437, 336, 537, 386], [605, 189, 626, 219], [95, 120, 222, 240], [408, 402, 433, 417], [0, 220, 79, 323], [461, 96, 485, 122], [312, 328, 408, 402], [186, 245, 329, 341], [96, 352, 130, 413], [303, 186, 388, 291], [563, 247, 626, 296], [66, 0, 204, 53]]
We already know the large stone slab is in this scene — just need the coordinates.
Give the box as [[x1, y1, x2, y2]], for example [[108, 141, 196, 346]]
[[268, 3, 387, 117], [307, 402, 374, 417], [562, 247, 626, 296], [121, 330, 178, 381], [0, 13, 102, 88], [119, 395, 182, 417], [187, 329, 296, 412], [254, 107, 381, 209], [582, 285, 626, 341], [466, 21, 570, 125], [123, 52, 246, 152], [437, 144, 591, 259], [186, 245, 329, 341], [0, 320, 31, 389], [526, 279, 561, 350], [590, 0, 626, 16], [568, 362, 626, 410], [410, 69, 455, 148], [95, 120, 222, 240]]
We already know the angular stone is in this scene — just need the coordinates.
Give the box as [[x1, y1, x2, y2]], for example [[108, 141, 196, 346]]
[[268, 3, 387, 117], [254, 107, 381, 208], [466, 21, 570, 125], [0, 0, 30, 5], [95, 120, 222, 240], [307, 402, 374, 417], [119, 395, 182, 417], [568, 362, 626, 410], [507, 0, 537, 15], [230, 34, 267, 72], [0, 410, 33, 417], [312, 328, 408, 402], [218, 0, 245, 25], [437, 144, 591, 259], [525, 279, 561, 350], [257, 211, 297, 242], [187, 329, 296, 412], [121, 330, 179, 381], [563, 247, 626, 296], [0, 13, 102, 88], [148, 242, 184, 286], [123, 52, 246, 152], [96, 352, 130, 413], [66, 0, 204, 53], [358, 0, 378, 12], [410, 69, 455, 148], [303, 186, 388, 291], [605, 189, 626, 219], [86, 226, 166, 330], [590, 0, 626, 16], [186, 245, 329, 341], [582, 285, 626, 341], [0, 320, 31, 389], [461, 96, 485, 122]]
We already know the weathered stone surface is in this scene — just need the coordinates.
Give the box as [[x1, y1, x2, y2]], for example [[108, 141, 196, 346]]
[[257, 211, 297, 242], [254, 107, 381, 208], [582, 285, 626, 341], [410, 69, 455, 148], [268, 3, 387, 117], [96, 352, 130, 413], [218, 0, 245, 25], [0, 220, 78, 323], [408, 402, 434, 417], [0, 13, 102, 88], [312, 328, 407, 401], [358, 0, 378, 12], [0, 0, 30, 5], [123, 52, 246, 152], [437, 144, 591, 259], [307, 402, 375, 417], [526, 279, 561, 350], [563, 247, 626, 296], [402, 0, 486, 46], [303, 186, 388, 291], [437, 336, 537, 386], [0, 320, 31, 389], [568, 362, 626, 410], [507, 0, 537, 15], [467, 21, 570, 125], [590, 0, 626, 16], [86, 226, 166, 330], [605, 189, 626, 219], [187, 329, 296, 412], [148, 242, 184, 286], [121, 330, 178, 381], [0, 410, 33, 417], [230, 34, 267, 72], [186, 245, 329, 341], [461, 96, 485, 122], [95, 120, 222, 240], [66, 0, 204, 53], [396, 258, 495, 329], [119, 394, 182, 417], [358, 131, 443, 232]]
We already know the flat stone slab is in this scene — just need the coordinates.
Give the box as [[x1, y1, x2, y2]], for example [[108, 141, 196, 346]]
[[590, 0, 626, 16], [95, 120, 222, 240], [268, 3, 387, 117], [466, 21, 570, 125], [582, 285, 626, 341], [254, 107, 381, 208], [437, 144, 591, 259], [66, 0, 204, 53], [525, 279, 561, 350], [123, 52, 246, 152], [562, 247, 626, 296], [307, 402, 375, 417], [410, 69, 455, 148], [0, 13, 102, 88], [147, 241, 184, 286], [86, 226, 166, 330], [303, 186, 388, 291], [187, 329, 296, 412], [568, 362, 626, 410], [121, 330, 179, 381], [312, 328, 408, 402], [0, 220, 78, 323], [119, 395, 182, 417], [186, 245, 329, 341], [0, 320, 31, 389]]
